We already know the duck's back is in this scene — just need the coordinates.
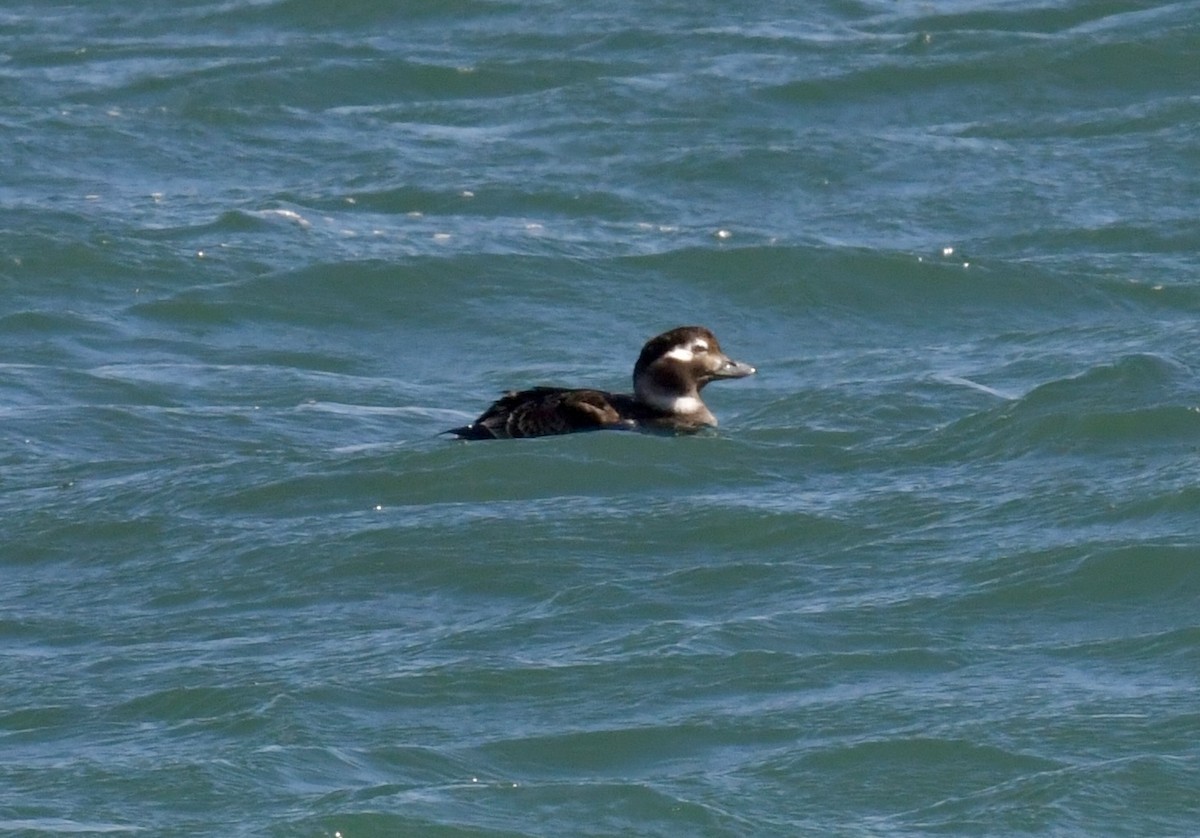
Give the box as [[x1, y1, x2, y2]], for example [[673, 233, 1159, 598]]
[[447, 387, 635, 439]]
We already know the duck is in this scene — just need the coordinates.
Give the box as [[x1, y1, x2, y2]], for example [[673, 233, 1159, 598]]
[[446, 326, 754, 439]]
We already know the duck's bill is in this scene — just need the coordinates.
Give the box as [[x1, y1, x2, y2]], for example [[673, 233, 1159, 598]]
[[713, 358, 756, 379]]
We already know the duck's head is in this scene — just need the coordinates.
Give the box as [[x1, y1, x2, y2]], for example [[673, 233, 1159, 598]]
[[632, 326, 755, 423]]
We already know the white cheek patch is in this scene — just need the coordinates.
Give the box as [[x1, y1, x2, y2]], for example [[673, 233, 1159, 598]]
[[664, 338, 710, 364]]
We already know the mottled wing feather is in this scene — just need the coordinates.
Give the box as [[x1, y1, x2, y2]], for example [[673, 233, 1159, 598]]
[[450, 387, 631, 439], [507, 388, 626, 438]]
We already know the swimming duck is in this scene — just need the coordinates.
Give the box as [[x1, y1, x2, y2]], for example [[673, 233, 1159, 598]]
[[446, 326, 755, 439]]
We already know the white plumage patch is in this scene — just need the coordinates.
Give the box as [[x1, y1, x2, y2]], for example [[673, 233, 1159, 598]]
[[670, 395, 704, 414], [664, 339, 708, 363]]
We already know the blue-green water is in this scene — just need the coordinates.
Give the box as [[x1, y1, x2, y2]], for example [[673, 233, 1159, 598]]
[[3, 1, 1200, 835]]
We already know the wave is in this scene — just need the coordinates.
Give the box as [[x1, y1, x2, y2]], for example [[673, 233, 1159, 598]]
[[932, 353, 1200, 460]]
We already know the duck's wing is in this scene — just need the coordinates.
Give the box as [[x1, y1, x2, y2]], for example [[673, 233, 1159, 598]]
[[447, 387, 632, 439]]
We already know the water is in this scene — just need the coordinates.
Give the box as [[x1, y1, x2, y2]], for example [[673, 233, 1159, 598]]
[[3, 1, 1199, 835]]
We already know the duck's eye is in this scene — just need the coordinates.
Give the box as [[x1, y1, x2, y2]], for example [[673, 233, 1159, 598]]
[[664, 339, 711, 363]]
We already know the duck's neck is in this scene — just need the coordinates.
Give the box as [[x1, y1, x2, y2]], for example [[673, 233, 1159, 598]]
[[634, 381, 716, 425]]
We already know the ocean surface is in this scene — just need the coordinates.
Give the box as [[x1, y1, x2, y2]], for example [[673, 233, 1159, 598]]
[[3, 1, 1199, 835]]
